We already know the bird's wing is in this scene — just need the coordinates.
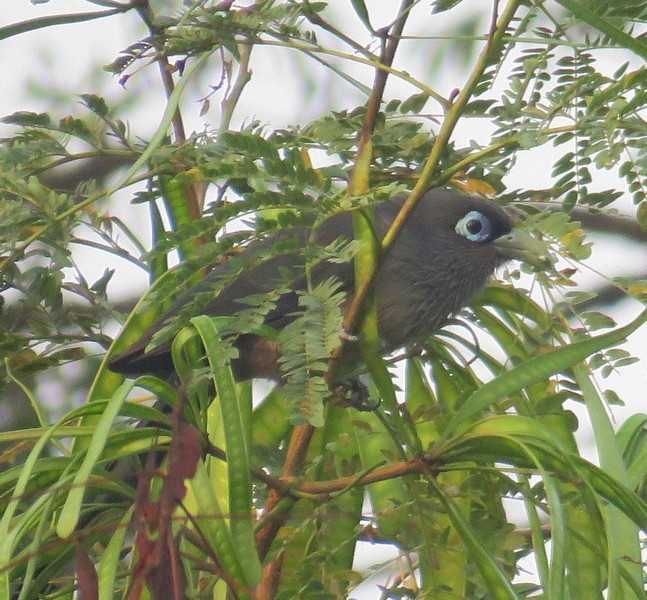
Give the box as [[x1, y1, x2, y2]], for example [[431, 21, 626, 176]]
[[108, 209, 360, 376]]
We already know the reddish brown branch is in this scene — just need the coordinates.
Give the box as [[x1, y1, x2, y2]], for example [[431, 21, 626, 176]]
[[255, 6, 415, 596], [134, 0, 205, 219], [254, 423, 314, 558]]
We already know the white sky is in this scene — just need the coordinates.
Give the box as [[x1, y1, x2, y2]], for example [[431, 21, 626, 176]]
[[2, 1, 646, 595]]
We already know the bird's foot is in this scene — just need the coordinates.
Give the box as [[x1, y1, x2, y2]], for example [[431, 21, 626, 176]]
[[332, 379, 379, 412], [340, 330, 360, 342]]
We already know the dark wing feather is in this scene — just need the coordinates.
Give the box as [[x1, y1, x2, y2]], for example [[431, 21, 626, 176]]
[[108, 208, 359, 377]]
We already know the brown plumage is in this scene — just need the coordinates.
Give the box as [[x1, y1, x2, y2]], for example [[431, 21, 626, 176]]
[[109, 190, 544, 381]]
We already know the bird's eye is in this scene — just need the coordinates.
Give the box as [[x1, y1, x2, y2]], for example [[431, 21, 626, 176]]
[[455, 211, 494, 242]]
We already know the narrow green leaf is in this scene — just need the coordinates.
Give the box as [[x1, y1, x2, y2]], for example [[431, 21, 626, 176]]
[[190, 316, 262, 589], [445, 416, 647, 534], [80, 263, 188, 450], [349, 0, 373, 32], [187, 462, 249, 593], [625, 438, 647, 491], [2, 494, 56, 599], [352, 207, 398, 410], [428, 478, 521, 600], [149, 195, 169, 282], [406, 357, 439, 447], [476, 285, 552, 328], [530, 455, 567, 597], [0, 8, 126, 41], [252, 386, 292, 448], [117, 51, 214, 191], [16, 495, 56, 600], [4, 359, 59, 446], [573, 457, 647, 538], [445, 310, 647, 435], [573, 365, 643, 594], [98, 507, 134, 600], [158, 174, 201, 261], [555, 0, 647, 60], [354, 410, 410, 539], [304, 51, 372, 96], [57, 381, 133, 538], [316, 406, 363, 572], [520, 476, 550, 592], [616, 413, 647, 462]]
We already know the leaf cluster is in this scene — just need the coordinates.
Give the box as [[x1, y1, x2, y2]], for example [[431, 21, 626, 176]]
[[0, 1, 646, 599]]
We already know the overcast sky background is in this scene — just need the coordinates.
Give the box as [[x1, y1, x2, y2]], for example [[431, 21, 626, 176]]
[[2, 1, 646, 595]]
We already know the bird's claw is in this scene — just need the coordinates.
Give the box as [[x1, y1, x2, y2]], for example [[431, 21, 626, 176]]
[[332, 379, 379, 411], [340, 330, 360, 342]]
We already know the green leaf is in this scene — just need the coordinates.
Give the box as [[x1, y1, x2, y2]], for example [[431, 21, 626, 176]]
[[573, 364, 642, 595], [637, 201, 647, 232], [189, 316, 262, 589], [432, 0, 465, 13], [252, 386, 292, 448], [428, 477, 521, 600], [277, 277, 346, 425], [316, 406, 364, 573], [400, 92, 430, 114], [56, 381, 132, 538], [354, 409, 410, 539], [444, 310, 647, 436], [555, 0, 647, 60], [187, 462, 249, 592], [1, 111, 51, 127], [0, 8, 126, 41], [349, 0, 373, 32], [80, 94, 110, 118], [97, 507, 134, 600]]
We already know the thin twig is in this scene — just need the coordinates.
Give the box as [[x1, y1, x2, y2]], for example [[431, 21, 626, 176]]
[[340, 0, 524, 339], [209, 436, 441, 498], [259, 38, 448, 107], [301, 2, 373, 58], [134, 0, 206, 219], [219, 43, 253, 135], [255, 4, 415, 595]]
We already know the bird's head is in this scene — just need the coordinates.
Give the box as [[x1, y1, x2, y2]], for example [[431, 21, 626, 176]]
[[373, 191, 553, 348], [400, 191, 552, 272]]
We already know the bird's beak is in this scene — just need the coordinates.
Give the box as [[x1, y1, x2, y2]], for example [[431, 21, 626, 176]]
[[492, 228, 554, 271]]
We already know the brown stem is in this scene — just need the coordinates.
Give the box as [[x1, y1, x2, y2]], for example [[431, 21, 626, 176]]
[[254, 452, 441, 599], [298, 454, 436, 495], [353, 0, 415, 175], [254, 423, 315, 559], [328, 0, 415, 385], [134, 2, 187, 143], [134, 1, 205, 219], [340, 0, 524, 339], [256, 560, 284, 600], [256, 6, 415, 595], [219, 43, 253, 135], [207, 439, 444, 499]]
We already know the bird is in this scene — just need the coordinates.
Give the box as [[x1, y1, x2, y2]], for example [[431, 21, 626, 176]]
[[108, 190, 547, 382]]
